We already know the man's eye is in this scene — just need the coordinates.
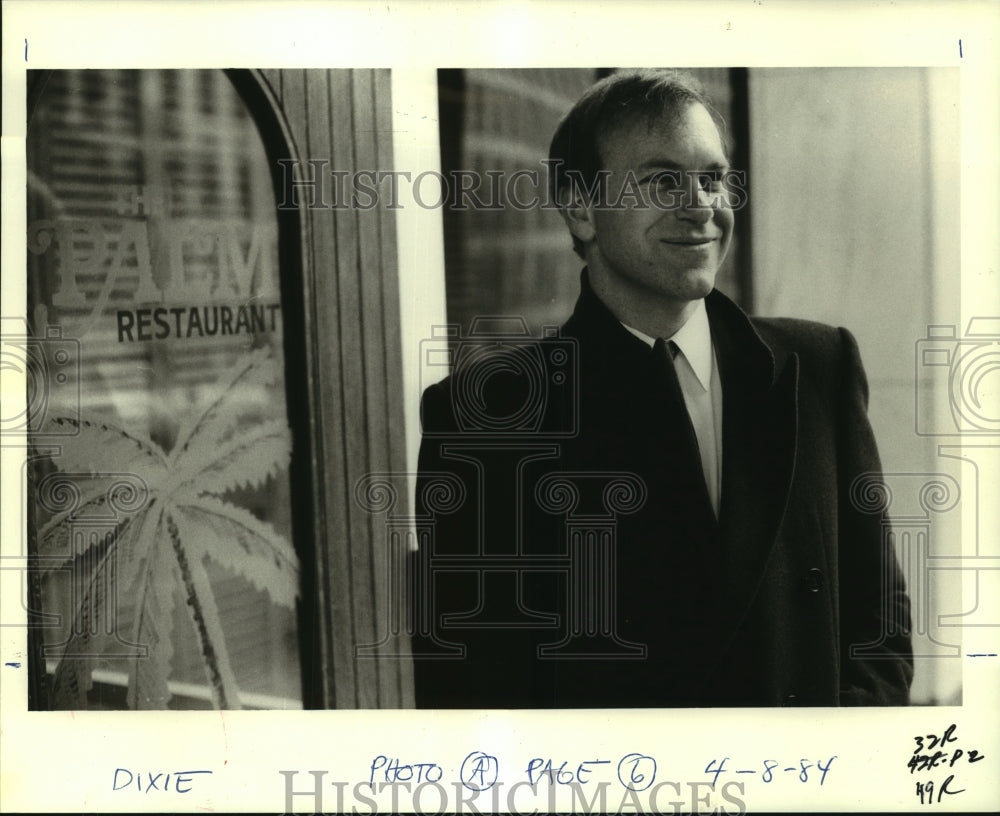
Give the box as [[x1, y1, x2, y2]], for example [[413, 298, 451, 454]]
[[643, 171, 683, 189], [696, 171, 726, 191]]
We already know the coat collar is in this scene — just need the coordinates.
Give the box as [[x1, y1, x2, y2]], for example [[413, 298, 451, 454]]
[[564, 268, 785, 385], [619, 299, 714, 392]]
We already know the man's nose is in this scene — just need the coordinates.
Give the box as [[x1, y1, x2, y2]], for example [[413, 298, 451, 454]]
[[677, 187, 714, 223]]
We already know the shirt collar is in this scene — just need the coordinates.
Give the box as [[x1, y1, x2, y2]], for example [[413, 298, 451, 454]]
[[620, 298, 714, 391]]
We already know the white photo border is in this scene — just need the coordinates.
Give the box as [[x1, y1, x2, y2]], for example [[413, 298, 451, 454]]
[[2, 1, 998, 813]]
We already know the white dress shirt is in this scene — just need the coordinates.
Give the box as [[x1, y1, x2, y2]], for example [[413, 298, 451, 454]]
[[621, 299, 723, 515]]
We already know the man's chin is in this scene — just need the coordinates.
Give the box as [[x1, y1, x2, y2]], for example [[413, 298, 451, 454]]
[[668, 271, 716, 301]]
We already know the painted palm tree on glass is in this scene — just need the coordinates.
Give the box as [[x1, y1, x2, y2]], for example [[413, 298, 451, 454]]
[[35, 349, 298, 709]]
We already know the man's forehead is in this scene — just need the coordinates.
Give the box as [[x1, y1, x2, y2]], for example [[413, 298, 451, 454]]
[[595, 102, 728, 166]]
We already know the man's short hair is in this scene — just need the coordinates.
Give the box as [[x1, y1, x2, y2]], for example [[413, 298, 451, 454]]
[[548, 69, 729, 257]]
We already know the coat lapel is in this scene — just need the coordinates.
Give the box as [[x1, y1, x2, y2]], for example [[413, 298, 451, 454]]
[[707, 290, 799, 664]]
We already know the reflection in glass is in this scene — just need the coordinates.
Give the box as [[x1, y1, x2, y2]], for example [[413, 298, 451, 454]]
[[26, 69, 302, 709]]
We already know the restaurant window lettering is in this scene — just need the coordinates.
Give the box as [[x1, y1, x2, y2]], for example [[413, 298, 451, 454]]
[[25, 69, 303, 710]]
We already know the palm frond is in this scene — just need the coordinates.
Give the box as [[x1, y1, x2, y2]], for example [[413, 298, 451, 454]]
[[171, 349, 282, 458], [116, 502, 166, 617], [41, 417, 168, 479], [36, 477, 125, 551], [174, 419, 290, 496], [174, 496, 298, 610]]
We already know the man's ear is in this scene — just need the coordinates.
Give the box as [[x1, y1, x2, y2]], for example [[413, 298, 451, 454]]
[[558, 189, 596, 246]]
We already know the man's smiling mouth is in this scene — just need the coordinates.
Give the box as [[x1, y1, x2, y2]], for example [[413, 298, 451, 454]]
[[662, 236, 717, 246]]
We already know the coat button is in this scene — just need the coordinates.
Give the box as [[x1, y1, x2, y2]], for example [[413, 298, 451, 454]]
[[782, 693, 798, 706], [805, 568, 824, 593]]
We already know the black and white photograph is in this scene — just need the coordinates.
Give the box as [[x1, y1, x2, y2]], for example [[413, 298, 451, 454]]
[[1, 2, 998, 813]]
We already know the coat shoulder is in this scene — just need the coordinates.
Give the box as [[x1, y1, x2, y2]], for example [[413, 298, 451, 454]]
[[751, 316, 869, 404], [751, 316, 844, 362], [752, 316, 868, 376], [420, 376, 458, 433]]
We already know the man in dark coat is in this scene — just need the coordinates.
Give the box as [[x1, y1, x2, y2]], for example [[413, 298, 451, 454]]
[[412, 69, 913, 708]]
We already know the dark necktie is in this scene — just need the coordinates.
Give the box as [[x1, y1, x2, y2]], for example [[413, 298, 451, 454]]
[[652, 337, 706, 492]]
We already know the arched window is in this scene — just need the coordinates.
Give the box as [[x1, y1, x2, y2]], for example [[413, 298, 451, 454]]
[[26, 69, 304, 709]]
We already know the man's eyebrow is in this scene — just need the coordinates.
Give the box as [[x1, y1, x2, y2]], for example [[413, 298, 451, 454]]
[[637, 159, 730, 172]]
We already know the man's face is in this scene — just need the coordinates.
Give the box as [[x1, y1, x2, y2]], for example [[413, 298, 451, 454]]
[[579, 101, 734, 305]]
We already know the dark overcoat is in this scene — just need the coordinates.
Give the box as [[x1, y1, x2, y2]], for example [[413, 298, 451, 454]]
[[412, 273, 913, 708]]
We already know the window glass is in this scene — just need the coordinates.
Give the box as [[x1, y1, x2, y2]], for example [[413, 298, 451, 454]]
[[26, 69, 302, 709]]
